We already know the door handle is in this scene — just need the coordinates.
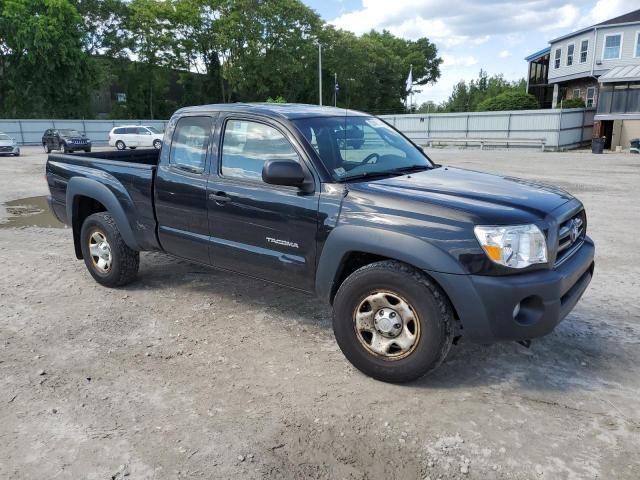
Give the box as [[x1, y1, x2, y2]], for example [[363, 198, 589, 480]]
[[209, 192, 231, 204]]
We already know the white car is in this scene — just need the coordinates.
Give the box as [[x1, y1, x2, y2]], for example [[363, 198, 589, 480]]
[[108, 125, 163, 150], [0, 132, 20, 156]]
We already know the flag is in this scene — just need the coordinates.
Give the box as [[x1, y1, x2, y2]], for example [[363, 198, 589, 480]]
[[406, 65, 413, 93]]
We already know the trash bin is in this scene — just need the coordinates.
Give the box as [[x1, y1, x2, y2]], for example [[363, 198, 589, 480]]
[[631, 138, 640, 154], [592, 137, 606, 154]]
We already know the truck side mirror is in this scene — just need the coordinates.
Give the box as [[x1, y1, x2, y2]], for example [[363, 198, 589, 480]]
[[262, 158, 306, 188]]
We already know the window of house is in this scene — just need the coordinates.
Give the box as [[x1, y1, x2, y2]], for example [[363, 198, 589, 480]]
[[170, 116, 212, 173], [573, 88, 581, 98], [567, 44, 574, 66], [586, 87, 596, 108], [635, 32, 640, 57], [603, 34, 622, 60], [221, 120, 300, 182], [554, 48, 561, 68], [580, 40, 589, 63]]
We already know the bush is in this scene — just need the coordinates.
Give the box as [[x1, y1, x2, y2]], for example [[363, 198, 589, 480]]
[[561, 97, 585, 108], [266, 96, 287, 103], [477, 91, 539, 111]]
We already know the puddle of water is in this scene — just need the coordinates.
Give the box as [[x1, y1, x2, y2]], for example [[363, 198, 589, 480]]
[[1, 195, 65, 229]]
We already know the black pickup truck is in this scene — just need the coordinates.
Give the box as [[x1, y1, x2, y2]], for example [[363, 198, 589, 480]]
[[46, 103, 595, 383]]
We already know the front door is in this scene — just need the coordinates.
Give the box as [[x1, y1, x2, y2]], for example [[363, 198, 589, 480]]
[[206, 116, 320, 291], [155, 115, 215, 264]]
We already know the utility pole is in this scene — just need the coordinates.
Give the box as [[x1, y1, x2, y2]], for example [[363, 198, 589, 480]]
[[318, 43, 323, 106], [334, 72, 337, 107]]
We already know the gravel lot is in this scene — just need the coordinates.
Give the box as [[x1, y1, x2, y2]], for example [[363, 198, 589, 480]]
[[1, 146, 639, 479]]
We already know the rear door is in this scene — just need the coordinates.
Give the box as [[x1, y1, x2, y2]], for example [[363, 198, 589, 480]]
[[155, 115, 215, 264], [206, 115, 320, 291], [137, 127, 152, 147]]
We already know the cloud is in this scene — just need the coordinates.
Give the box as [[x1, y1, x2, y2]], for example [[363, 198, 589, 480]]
[[441, 54, 478, 67], [499, 50, 510, 58], [330, 0, 590, 43]]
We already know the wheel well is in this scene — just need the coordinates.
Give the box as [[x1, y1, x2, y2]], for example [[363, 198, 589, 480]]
[[72, 196, 107, 259], [330, 252, 390, 302], [330, 251, 462, 336]]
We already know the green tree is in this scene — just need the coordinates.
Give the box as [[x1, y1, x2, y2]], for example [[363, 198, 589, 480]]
[[476, 90, 539, 111], [0, 0, 96, 117]]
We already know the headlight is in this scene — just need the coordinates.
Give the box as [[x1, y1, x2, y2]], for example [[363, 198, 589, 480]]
[[474, 224, 547, 269]]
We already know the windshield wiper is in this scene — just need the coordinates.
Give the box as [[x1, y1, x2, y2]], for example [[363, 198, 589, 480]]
[[388, 165, 430, 174], [340, 165, 429, 182]]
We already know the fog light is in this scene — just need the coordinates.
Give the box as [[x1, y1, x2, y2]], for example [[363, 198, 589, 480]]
[[513, 302, 521, 318]]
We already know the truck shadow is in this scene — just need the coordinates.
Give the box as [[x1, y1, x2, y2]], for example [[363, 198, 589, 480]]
[[125, 253, 628, 393]]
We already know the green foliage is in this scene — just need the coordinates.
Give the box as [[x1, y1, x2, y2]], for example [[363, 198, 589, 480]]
[[476, 91, 539, 111], [561, 97, 585, 108], [436, 70, 531, 113], [0, 0, 97, 117], [266, 96, 287, 103], [0, 0, 444, 118]]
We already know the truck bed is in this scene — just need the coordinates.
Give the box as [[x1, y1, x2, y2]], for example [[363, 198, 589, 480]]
[[46, 148, 161, 253], [66, 148, 160, 166]]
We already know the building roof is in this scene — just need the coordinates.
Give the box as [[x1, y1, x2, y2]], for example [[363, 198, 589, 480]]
[[595, 8, 640, 26], [549, 8, 640, 43], [176, 103, 368, 120], [599, 65, 640, 83], [525, 47, 551, 62]]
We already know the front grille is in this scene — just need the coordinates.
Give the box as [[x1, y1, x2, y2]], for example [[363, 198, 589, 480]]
[[555, 210, 586, 266], [0, 146, 12, 152]]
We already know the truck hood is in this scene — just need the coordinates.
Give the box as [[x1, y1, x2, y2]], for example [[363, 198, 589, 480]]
[[348, 166, 574, 222]]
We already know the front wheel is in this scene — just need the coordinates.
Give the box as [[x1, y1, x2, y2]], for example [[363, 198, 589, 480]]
[[80, 212, 140, 287], [332, 260, 454, 383]]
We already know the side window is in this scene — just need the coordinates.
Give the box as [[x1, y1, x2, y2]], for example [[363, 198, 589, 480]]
[[124, 127, 135, 135], [170, 116, 212, 173], [138, 127, 150, 135], [221, 119, 300, 181]]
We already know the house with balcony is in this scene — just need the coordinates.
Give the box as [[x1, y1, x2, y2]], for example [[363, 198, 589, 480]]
[[525, 8, 640, 150]]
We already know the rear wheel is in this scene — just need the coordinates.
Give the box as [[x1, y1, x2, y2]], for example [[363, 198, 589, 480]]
[[129, 146, 137, 150], [80, 212, 139, 287], [44, 143, 51, 153], [153, 139, 162, 150], [332, 260, 454, 383], [115, 140, 126, 151]]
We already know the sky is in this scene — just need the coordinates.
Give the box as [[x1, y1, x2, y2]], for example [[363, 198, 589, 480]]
[[302, 0, 633, 105]]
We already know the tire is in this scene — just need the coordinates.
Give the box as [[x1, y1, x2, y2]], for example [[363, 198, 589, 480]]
[[80, 212, 139, 287], [84, 148, 91, 153], [44, 143, 51, 154], [61, 143, 68, 153], [115, 140, 126, 151], [129, 146, 136, 150], [153, 139, 162, 150], [332, 260, 454, 383]]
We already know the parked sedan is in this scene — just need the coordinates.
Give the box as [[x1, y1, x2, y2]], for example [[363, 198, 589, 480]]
[[0, 132, 20, 156], [108, 125, 163, 150], [42, 129, 92, 153]]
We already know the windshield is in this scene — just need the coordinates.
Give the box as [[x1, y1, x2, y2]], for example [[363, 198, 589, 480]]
[[292, 116, 432, 181], [145, 126, 161, 134], [59, 129, 81, 136], [0, 134, 10, 140]]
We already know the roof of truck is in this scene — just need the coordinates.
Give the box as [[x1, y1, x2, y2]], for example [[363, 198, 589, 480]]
[[175, 103, 369, 120]]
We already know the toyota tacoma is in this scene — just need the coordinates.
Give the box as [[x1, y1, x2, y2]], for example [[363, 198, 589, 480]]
[[46, 103, 595, 383]]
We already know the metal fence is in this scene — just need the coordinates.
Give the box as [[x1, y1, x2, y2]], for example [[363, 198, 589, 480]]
[[1, 108, 594, 151], [380, 108, 595, 151], [0, 119, 168, 145]]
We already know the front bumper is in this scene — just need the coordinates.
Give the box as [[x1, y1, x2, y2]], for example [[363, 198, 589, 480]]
[[431, 237, 595, 342], [0, 145, 19, 155]]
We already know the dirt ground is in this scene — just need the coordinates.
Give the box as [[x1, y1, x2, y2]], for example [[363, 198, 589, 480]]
[[1, 146, 639, 480]]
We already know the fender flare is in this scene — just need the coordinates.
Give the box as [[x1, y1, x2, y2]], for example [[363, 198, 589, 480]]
[[66, 176, 141, 257], [315, 225, 466, 303]]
